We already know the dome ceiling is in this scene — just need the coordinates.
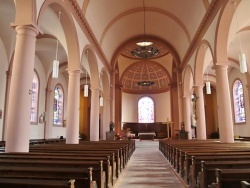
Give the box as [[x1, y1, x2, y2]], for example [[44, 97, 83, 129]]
[[121, 61, 170, 94]]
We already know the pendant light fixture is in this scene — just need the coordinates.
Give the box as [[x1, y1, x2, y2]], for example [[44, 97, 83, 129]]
[[52, 11, 61, 78], [84, 50, 89, 97], [130, 0, 160, 59], [205, 69, 211, 94], [234, 2, 247, 73], [100, 93, 103, 106]]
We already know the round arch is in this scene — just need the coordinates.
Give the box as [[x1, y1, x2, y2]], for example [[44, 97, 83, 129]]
[[182, 65, 194, 97], [194, 40, 215, 86], [82, 45, 100, 89], [110, 35, 181, 71], [37, 0, 80, 70]]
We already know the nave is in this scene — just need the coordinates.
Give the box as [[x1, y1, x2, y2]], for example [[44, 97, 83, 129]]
[[114, 140, 186, 188]]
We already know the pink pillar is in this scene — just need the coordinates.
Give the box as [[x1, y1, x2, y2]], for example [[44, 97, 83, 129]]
[[182, 96, 192, 139], [194, 85, 207, 139], [215, 64, 234, 143], [110, 72, 116, 122], [44, 89, 52, 139], [103, 97, 111, 139], [90, 88, 100, 141], [5, 26, 39, 152], [66, 70, 81, 144]]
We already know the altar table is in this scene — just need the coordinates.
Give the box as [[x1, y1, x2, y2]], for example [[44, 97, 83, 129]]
[[138, 132, 156, 141]]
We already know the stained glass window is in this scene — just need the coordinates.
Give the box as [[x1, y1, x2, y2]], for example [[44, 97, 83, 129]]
[[138, 96, 154, 123], [53, 85, 64, 125], [233, 80, 246, 123], [30, 71, 39, 124]]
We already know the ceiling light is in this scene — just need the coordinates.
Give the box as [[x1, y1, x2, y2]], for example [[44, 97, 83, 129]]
[[131, 0, 159, 59], [137, 81, 155, 87]]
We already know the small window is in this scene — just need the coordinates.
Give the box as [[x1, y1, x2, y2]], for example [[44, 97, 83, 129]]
[[30, 71, 39, 124], [53, 84, 64, 126], [233, 80, 246, 123], [138, 96, 154, 123]]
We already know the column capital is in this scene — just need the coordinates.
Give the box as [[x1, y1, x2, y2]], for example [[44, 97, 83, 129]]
[[182, 95, 191, 99], [90, 87, 100, 93], [11, 22, 43, 35], [193, 84, 204, 89], [14, 25, 40, 37], [104, 97, 111, 101], [214, 64, 229, 71], [67, 69, 81, 75]]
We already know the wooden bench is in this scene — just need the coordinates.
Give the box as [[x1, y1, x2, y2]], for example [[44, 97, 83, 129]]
[[29, 146, 122, 179], [197, 160, 250, 188], [241, 181, 250, 188], [0, 177, 75, 188], [189, 155, 250, 188], [0, 153, 112, 188], [0, 165, 96, 188], [211, 168, 250, 188], [159, 139, 250, 187]]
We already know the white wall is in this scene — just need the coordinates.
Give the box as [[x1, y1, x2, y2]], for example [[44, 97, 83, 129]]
[[48, 74, 68, 139], [29, 56, 47, 139], [229, 68, 250, 136], [122, 91, 171, 125]]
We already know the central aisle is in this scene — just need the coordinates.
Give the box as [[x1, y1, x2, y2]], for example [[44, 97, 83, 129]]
[[114, 140, 186, 188]]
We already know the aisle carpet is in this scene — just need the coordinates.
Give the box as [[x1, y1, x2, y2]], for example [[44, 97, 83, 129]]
[[114, 140, 186, 188]]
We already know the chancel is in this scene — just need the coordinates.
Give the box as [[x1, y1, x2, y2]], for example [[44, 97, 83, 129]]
[[1, 0, 250, 187]]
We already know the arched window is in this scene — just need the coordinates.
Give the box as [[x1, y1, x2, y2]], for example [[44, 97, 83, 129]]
[[53, 84, 64, 126], [138, 96, 154, 123], [233, 80, 246, 123], [30, 71, 39, 124]]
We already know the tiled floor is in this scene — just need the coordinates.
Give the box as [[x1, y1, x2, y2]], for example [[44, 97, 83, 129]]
[[114, 140, 187, 188]]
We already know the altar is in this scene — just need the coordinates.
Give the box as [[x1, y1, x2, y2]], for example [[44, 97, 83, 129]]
[[123, 122, 168, 138], [138, 132, 156, 141]]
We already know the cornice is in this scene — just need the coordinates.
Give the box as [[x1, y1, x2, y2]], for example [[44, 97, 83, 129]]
[[66, 0, 111, 73], [180, 0, 228, 71]]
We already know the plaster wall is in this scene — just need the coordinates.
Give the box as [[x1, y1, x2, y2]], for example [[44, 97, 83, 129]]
[[121, 92, 171, 125], [229, 68, 250, 137]]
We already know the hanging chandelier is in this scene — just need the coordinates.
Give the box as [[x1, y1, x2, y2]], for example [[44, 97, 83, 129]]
[[131, 0, 160, 59], [131, 46, 160, 59], [137, 80, 154, 86]]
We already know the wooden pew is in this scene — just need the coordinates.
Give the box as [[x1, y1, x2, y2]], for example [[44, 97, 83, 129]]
[[0, 166, 95, 188], [241, 181, 250, 188], [0, 153, 113, 188], [197, 160, 250, 188], [29, 144, 124, 171], [159, 139, 250, 187], [0, 159, 105, 188], [29, 147, 121, 179], [189, 155, 250, 188], [211, 168, 250, 188], [0, 178, 75, 188]]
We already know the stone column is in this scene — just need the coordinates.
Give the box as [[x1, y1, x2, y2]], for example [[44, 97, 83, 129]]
[[5, 25, 39, 152], [2, 71, 12, 141], [103, 97, 111, 139], [110, 72, 116, 122], [66, 69, 81, 144], [194, 85, 207, 139], [182, 96, 192, 139], [90, 88, 100, 141], [215, 64, 234, 143], [44, 88, 52, 139]]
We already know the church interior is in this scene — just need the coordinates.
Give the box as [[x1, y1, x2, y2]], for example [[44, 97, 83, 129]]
[[1, 0, 250, 187]]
